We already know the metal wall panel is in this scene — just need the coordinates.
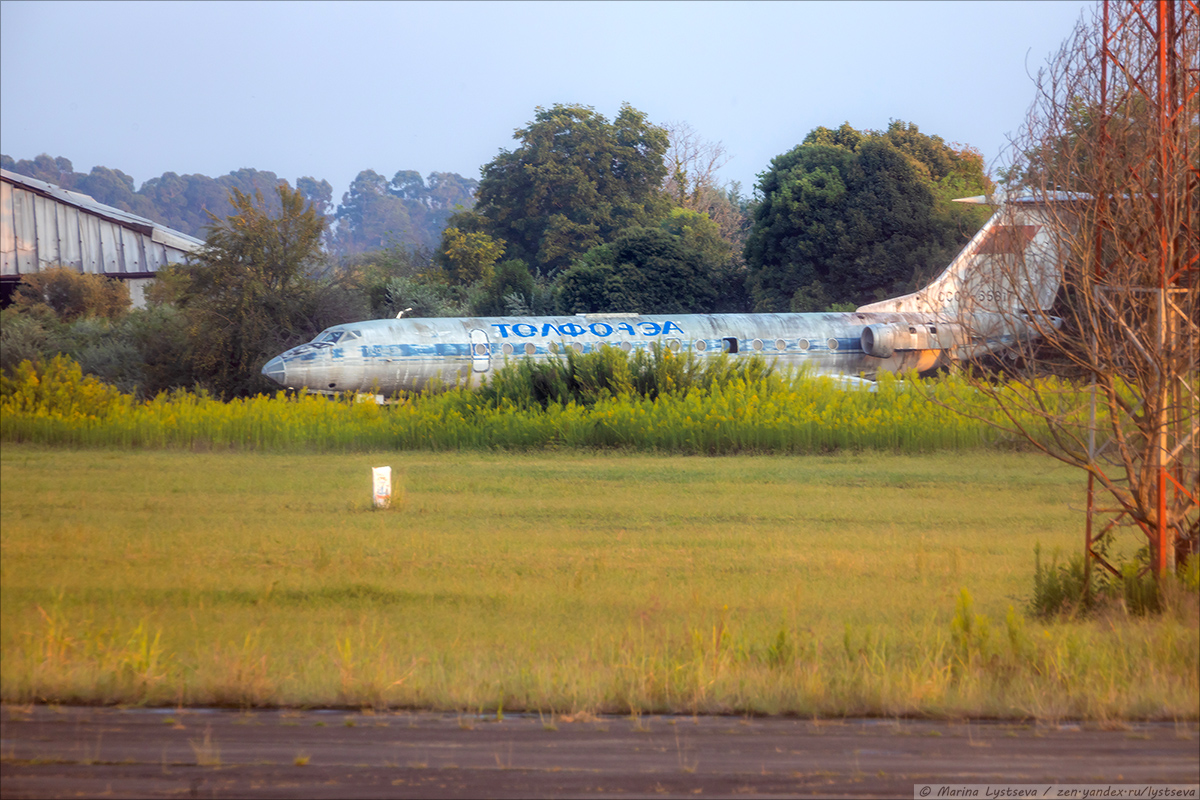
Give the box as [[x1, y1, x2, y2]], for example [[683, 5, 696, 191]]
[[12, 188, 37, 273], [120, 227, 143, 273], [79, 213, 102, 273], [56, 203, 82, 270], [33, 194, 59, 267], [145, 240, 164, 271], [98, 219, 120, 273], [1, 181, 14, 275]]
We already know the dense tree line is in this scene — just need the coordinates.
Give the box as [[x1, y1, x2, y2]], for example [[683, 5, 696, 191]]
[[0, 153, 476, 258], [2, 106, 994, 399]]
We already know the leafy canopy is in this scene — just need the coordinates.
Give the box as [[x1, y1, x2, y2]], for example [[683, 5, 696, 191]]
[[453, 103, 672, 277], [744, 121, 992, 312], [557, 221, 722, 315]]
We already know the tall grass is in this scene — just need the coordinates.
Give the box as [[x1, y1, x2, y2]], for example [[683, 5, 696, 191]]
[[1, 352, 1070, 454], [2, 448, 1195, 717]]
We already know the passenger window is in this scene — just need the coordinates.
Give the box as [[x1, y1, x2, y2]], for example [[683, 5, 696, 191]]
[[695, 339, 707, 352], [502, 343, 514, 355], [722, 337, 739, 354], [798, 338, 810, 351], [752, 339, 764, 351], [620, 341, 632, 352], [775, 338, 787, 351], [524, 343, 536, 355], [827, 338, 840, 351]]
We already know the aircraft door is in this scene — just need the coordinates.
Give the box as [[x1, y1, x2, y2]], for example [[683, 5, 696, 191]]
[[469, 328, 490, 373]]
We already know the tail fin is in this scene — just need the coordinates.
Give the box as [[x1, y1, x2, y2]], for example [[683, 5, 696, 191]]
[[857, 195, 1064, 317]]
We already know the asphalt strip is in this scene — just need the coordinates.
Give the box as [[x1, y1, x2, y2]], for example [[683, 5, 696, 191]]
[[2, 706, 1198, 799]]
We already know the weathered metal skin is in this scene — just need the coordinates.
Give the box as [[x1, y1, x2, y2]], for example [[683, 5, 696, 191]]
[[260, 310, 992, 395], [262, 197, 1061, 395]]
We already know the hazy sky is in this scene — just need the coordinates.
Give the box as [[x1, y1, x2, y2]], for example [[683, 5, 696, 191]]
[[1, 0, 1091, 205]]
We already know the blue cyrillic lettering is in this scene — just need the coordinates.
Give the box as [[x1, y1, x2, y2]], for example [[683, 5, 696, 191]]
[[492, 323, 511, 338], [616, 322, 636, 335], [588, 322, 613, 337], [662, 320, 684, 334], [540, 323, 561, 337], [638, 322, 661, 335], [514, 323, 536, 337], [559, 323, 585, 336]]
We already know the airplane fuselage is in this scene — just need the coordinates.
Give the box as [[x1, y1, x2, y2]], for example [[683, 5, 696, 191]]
[[261, 311, 983, 395], [261, 197, 1062, 396]]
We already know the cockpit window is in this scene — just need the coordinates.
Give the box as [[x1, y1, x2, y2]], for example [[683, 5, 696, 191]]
[[315, 330, 344, 344], [341, 330, 362, 342]]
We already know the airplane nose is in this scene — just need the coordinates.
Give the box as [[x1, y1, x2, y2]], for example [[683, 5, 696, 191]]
[[262, 356, 287, 386]]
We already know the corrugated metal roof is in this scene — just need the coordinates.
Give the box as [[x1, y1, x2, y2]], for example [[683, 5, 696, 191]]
[[1, 168, 205, 286], [1, 168, 205, 253]]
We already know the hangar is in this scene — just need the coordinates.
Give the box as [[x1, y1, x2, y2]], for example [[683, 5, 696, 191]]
[[0, 168, 203, 308]]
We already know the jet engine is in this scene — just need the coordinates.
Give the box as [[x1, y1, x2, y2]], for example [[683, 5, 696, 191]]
[[861, 321, 971, 358], [860, 324, 898, 358]]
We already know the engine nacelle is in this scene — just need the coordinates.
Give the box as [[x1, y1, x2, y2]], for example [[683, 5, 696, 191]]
[[860, 324, 898, 358]]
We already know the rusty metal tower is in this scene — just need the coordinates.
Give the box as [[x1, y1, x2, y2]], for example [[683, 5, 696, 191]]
[[1085, 0, 1199, 581]]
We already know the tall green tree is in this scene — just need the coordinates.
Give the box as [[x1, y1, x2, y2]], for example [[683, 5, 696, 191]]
[[453, 103, 671, 277], [744, 121, 992, 312], [163, 185, 338, 398]]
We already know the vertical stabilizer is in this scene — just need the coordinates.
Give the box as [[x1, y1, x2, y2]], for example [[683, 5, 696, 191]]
[[856, 195, 1064, 318]]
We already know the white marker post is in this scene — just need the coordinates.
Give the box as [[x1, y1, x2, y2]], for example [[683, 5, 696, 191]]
[[372, 466, 392, 509]]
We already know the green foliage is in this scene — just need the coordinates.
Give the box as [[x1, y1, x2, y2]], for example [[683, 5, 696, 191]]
[[557, 225, 722, 314], [1030, 543, 1097, 618], [378, 276, 464, 319], [472, 259, 553, 317], [12, 266, 130, 322], [437, 227, 505, 286], [744, 121, 993, 311], [0, 304, 195, 399], [477, 344, 774, 410], [340, 244, 435, 318], [0, 307, 71, 374], [658, 209, 751, 312], [1028, 541, 1198, 619], [461, 103, 671, 276], [0, 354, 129, 419], [3, 352, 1060, 456], [62, 316, 147, 395], [165, 184, 341, 398]]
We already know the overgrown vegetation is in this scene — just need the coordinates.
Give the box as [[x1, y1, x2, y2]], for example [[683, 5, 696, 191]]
[[1030, 542, 1200, 619], [2, 351, 1059, 454]]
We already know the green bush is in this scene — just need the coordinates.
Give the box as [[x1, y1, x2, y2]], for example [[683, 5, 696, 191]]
[[476, 343, 774, 409], [1030, 543, 1098, 618], [1031, 542, 1199, 618]]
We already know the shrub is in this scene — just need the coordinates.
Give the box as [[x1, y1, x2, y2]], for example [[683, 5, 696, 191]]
[[13, 266, 130, 321]]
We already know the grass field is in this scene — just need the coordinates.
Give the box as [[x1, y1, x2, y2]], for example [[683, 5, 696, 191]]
[[2, 445, 1196, 719]]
